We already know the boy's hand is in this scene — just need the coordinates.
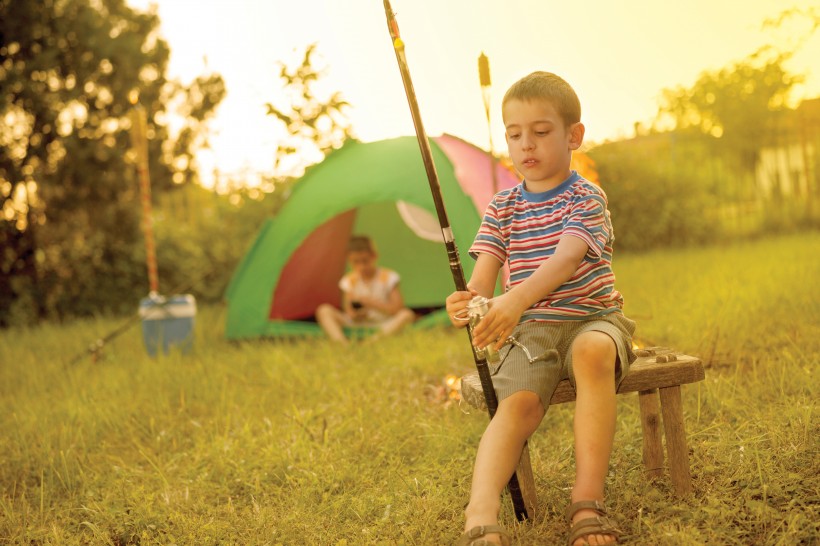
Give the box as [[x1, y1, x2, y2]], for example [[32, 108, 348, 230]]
[[472, 291, 528, 350], [445, 288, 477, 328]]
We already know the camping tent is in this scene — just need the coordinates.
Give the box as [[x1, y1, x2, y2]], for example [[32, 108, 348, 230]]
[[224, 134, 519, 340]]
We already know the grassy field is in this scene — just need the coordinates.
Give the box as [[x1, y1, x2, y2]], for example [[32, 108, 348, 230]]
[[1, 232, 818, 545]]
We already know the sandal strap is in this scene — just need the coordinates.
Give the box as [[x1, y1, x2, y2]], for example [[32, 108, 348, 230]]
[[564, 499, 608, 521], [456, 524, 511, 546], [567, 515, 622, 545]]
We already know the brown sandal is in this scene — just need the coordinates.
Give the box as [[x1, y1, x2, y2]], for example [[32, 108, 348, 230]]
[[455, 524, 511, 546], [565, 500, 621, 545]]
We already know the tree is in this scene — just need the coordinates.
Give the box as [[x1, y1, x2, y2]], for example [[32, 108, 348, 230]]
[[265, 43, 354, 177], [656, 48, 802, 175], [0, 0, 224, 325], [763, 6, 820, 44], [167, 72, 226, 187]]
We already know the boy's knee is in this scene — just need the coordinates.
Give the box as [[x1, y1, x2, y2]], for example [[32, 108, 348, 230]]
[[572, 331, 616, 375], [498, 391, 545, 428]]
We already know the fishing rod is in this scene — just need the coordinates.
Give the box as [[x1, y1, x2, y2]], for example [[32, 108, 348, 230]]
[[382, 0, 535, 521]]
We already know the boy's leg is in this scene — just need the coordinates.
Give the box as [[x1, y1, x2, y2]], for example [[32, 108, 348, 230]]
[[570, 330, 619, 546], [315, 304, 349, 344], [464, 390, 544, 543]]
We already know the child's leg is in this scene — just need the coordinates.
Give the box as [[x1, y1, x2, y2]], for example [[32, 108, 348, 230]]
[[570, 330, 618, 546], [315, 304, 349, 344], [464, 390, 545, 542], [378, 308, 416, 337]]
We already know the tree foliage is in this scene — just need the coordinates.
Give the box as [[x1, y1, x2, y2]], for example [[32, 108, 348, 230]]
[[167, 73, 226, 187], [763, 6, 820, 39], [656, 48, 802, 173], [592, 39, 816, 252], [264, 43, 353, 176], [0, 0, 224, 325]]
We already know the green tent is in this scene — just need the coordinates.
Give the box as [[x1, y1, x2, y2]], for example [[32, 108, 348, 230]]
[[224, 135, 518, 339]]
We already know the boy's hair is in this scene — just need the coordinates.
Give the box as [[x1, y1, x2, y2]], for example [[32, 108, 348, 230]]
[[502, 71, 581, 127], [348, 235, 376, 255]]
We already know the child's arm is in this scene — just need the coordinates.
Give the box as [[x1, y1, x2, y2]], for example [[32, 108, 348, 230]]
[[472, 235, 588, 349], [358, 284, 406, 316], [342, 291, 366, 319], [445, 253, 502, 328]]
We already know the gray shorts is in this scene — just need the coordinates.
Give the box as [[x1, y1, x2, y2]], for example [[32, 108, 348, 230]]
[[489, 313, 637, 406]]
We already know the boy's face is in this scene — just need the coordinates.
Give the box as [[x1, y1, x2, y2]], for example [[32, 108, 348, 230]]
[[348, 249, 377, 278], [503, 98, 584, 191]]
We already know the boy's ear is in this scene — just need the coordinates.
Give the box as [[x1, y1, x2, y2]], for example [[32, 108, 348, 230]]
[[568, 122, 585, 150]]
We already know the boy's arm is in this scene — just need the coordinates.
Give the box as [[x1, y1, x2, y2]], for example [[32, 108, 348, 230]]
[[445, 253, 502, 328], [468, 253, 503, 298], [471, 235, 588, 349]]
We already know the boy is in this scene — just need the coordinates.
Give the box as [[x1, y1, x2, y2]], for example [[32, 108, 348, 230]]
[[448, 72, 635, 546], [316, 235, 415, 344]]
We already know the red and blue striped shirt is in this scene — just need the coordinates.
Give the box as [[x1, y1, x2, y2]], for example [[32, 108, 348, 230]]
[[469, 171, 624, 322]]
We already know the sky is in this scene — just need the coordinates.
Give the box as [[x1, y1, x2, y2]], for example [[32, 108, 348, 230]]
[[127, 0, 820, 187]]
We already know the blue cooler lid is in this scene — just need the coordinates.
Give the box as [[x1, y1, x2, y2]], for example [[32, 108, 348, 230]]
[[139, 294, 197, 320]]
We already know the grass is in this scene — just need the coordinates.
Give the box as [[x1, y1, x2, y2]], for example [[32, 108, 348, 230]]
[[1, 232, 818, 545]]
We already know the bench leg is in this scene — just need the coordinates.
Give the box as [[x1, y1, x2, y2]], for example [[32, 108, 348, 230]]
[[516, 442, 538, 519], [638, 389, 664, 480], [659, 385, 693, 496]]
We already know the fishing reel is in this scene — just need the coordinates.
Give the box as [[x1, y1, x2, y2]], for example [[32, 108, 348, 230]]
[[465, 295, 502, 364], [460, 295, 552, 367]]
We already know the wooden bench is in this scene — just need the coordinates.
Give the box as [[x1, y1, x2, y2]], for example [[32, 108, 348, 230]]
[[460, 347, 705, 517]]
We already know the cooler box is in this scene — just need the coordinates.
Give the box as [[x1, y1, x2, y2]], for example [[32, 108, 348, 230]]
[[139, 294, 196, 357]]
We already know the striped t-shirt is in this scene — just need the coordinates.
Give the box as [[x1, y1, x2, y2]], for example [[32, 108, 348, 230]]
[[469, 171, 624, 322]]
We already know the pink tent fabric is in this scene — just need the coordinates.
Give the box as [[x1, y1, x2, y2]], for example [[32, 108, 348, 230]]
[[433, 134, 519, 214]]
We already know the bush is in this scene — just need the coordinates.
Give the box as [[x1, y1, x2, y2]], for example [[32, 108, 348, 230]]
[[590, 133, 720, 252], [152, 185, 274, 304]]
